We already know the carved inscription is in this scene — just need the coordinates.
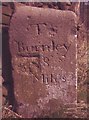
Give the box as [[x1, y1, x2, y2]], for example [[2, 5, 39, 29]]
[[9, 7, 77, 117], [14, 56, 75, 84], [15, 24, 71, 84], [15, 40, 69, 53], [12, 21, 75, 84]]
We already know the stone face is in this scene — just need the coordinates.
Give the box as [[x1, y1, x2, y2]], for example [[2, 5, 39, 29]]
[[9, 6, 77, 118]]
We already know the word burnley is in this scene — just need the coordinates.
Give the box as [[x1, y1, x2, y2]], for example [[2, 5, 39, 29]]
[[9, 6, 77, 118]]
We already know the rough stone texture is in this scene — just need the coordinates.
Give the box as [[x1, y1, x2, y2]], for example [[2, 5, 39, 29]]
[[9, 6, 77, 118], [0, 76, 2, 119]]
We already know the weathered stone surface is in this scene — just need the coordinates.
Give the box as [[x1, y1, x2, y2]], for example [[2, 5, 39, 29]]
[[9, 6, 77, 118], [2, 14, 10, 25], [2, 6, 13, 16]]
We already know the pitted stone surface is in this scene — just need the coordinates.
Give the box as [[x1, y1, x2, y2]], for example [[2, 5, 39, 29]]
[[9, 6, 77, 118]]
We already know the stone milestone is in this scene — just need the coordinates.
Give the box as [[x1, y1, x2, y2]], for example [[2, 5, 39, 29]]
[[9, 6, 77, 118]]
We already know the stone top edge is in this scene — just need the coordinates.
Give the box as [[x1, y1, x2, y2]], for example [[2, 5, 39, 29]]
[[15, 5, 77, 20]]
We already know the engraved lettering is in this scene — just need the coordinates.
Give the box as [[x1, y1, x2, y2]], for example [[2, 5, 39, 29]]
[[41, 74, 49, 84], [16, 40, 69, 54], [41, 56, 49, 67], [40, 73, 67, 84], [17, 41, 25, 52], [37, 24, 40, 35], [50, 74, 57, 83], [31, 46, 39, 51], [43, 57, 49, 66]]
